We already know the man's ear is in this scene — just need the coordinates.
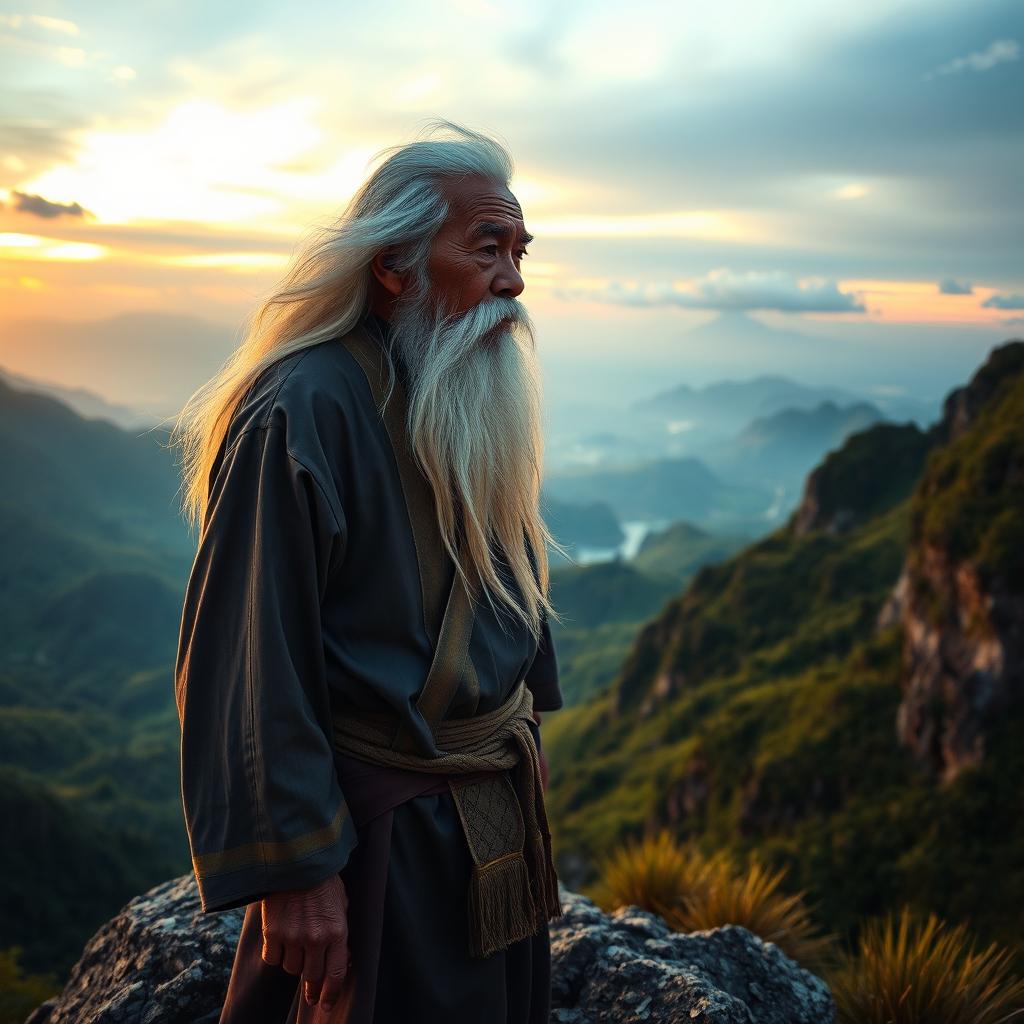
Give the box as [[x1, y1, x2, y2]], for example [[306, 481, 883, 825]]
[[370, 248, 405, 297]]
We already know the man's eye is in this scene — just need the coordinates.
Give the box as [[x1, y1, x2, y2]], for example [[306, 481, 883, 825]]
[[480, 245, 529, 259]]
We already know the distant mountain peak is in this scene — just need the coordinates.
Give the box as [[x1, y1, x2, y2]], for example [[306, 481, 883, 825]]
[[0, 364, 153, 430]]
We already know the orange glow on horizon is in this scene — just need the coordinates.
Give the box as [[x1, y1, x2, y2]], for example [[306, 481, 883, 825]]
[[832, 279, 1016, 325]]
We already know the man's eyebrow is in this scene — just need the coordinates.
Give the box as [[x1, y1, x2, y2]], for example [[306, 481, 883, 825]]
[[468, 221, 535, 245]]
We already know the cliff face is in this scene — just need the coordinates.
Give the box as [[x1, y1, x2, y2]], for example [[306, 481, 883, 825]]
[[880, 340, 1024, 783], [25, 874, 835, 1024]]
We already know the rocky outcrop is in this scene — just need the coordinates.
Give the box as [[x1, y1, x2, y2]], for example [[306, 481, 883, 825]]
[[789, 421, 934, 538], [879, 340, 1024, 783], [24, 874, 233, 1024], [932, 339, 1024, 446], [26, 874, 834, 1024]]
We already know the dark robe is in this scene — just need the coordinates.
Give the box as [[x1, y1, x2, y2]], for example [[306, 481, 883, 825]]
[[174, 311, 563, 1023]]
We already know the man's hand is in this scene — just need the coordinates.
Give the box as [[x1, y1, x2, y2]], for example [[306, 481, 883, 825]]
[[260, 873, 352, 1014], [532, 709, 549, 791]]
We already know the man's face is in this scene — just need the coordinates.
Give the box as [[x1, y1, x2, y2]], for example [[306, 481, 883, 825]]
[[425, 175, 531, 319]]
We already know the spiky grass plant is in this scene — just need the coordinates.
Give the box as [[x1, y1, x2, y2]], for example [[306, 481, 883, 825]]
[[829, 904, 1024, 1024], [667, 851, 839, 975], [586, 828, 729, 922], [589, 829, 837, 975]]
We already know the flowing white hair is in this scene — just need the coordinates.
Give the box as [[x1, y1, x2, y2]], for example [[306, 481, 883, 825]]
[[170, 118, 563, 639]]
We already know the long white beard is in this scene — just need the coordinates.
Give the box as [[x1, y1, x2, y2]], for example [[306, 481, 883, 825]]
[[388, 285, 543, 553]]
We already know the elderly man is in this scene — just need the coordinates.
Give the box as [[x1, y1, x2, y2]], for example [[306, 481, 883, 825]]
[[172, 119, 565, 1024]]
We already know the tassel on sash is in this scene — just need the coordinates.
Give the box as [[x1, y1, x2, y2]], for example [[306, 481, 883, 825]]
[[467, 850, 537, 957]]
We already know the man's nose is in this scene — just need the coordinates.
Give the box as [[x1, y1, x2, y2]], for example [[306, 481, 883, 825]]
[[493, 265, 525, 298]]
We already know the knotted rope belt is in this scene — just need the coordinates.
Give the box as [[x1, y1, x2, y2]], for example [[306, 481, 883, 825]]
[[331, 677, 562, 958]]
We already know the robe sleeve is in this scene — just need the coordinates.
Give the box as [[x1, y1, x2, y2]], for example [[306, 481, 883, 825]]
[[174, 420, 358, 914], [524, 609, 563, 712]]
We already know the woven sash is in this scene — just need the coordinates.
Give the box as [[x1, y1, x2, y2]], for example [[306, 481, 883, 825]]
[[330, 322, 563, 958]]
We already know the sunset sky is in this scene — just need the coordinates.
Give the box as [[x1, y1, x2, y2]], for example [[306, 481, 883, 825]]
[[1, 0, 1022, 415]]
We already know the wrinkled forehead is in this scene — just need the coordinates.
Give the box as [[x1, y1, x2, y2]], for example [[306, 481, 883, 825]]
[[440, 176, 528, 239]]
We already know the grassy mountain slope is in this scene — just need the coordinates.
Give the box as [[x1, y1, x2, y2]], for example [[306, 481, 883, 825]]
[[544, 346, 1024, 958]]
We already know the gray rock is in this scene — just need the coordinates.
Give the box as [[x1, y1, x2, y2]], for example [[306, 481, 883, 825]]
[[26, 876, 834, 1023], [550, 887, 834, 1023], [24, 874, 241, 1024]]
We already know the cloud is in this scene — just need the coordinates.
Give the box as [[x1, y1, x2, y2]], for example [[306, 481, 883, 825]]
[[981, 292, 1024, 310], [505, 0, 1024, 281], [832, 183, 869, 200], [4, 0, 1023, 303], [0, 13, 79, 34], [9, 190, 89, 219], [554, 268, 867, 313], [938, 278, 973, 294], [28, 15, 79, 36], [926, 37, 1019, 78]]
